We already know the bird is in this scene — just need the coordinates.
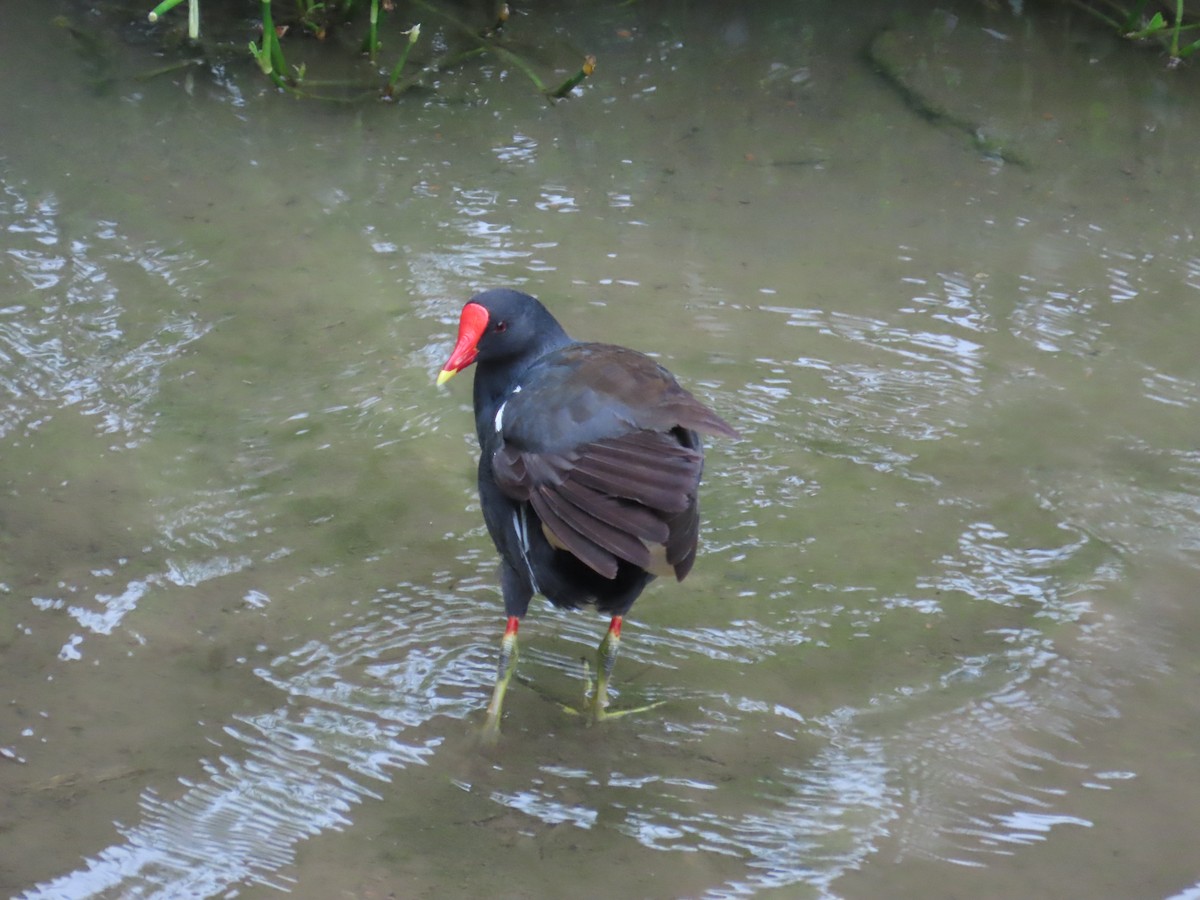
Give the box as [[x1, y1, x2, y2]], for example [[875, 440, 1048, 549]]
[[437, 288, 737, 733]]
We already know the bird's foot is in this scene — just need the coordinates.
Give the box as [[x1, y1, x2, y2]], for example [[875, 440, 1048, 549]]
[[559, 657, 665, 723], [568, 698, 669, 722], [559, 695, 667, 723]]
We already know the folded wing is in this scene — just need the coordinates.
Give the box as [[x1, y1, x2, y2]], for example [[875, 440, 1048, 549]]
[[493, 429, 705, 580]]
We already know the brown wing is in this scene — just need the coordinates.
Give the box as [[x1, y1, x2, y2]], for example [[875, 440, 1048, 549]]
[[497, 343, 739, 450], [489, 341, 736, 580], [493, 429, 705, 580]]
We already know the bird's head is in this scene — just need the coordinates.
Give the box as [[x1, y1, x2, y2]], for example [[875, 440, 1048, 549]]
[[437, 289, 570, 385]]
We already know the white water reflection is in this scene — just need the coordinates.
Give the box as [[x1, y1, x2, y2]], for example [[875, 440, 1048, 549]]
[[752, 304, 983, 459], [21, 583, 485, 899], [906, 270, 992, 333], [621, 743, 898, 899], [923, 520, 1093, 610], [0, 180, 209, 443], [886, 610, 1137, 868], [23, 721, 375, 897], [492, 132, 539, 165]]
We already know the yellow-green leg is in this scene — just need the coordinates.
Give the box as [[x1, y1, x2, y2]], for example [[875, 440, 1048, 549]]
[[591, 615, 623, 721], [568, 615, 665, 723], [483, 615, 520, 737]]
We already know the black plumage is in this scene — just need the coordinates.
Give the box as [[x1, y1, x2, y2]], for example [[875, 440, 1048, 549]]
[[437, 289, 737, 731]]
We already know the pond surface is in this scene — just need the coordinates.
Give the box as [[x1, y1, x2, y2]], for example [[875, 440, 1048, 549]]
[[3, 1, 1200, 898]]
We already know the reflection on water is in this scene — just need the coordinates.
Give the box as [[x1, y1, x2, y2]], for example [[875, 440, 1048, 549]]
[[753, 303, 984, 454], [6, 1, 1200, 898], [923, 520, 1094, 611], [23, 581, 488, 898], [1, 182, 209, 444], [888, 610, 1134, 868]]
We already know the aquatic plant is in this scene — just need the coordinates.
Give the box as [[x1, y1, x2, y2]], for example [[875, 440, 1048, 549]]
[[1071, 0, 1200, 63], [148, 0, 199, 38], [247, 0, 290, 88], [141, 0, 596, 101]]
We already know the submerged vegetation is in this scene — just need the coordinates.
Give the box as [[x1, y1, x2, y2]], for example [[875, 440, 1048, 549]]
[[1071, 0, 1200, 63], [54, 1, 1198, 108], [134, 0, 597, 101]]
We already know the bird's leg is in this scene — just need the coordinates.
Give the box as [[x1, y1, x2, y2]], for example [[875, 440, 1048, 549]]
[[562, 616, 666, 723], [576, 615, 666, 722], [590, 615, 623, 720], [483, 615, 520, 736]]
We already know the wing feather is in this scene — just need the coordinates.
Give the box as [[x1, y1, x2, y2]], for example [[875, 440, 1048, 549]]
[[483, 342, 735, 582], [532, 486, 652, 572], [571, 434, 701, 511], [527, 486, 622, 579], [554, 478, 670, 544], [492, 427, 706, 580]]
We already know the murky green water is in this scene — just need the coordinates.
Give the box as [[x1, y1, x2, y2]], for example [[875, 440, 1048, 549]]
[[3, 1, 1200, 897]]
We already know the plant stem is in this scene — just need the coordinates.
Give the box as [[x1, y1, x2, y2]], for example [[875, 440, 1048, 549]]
[[368, 0, 380, 64], [1171, 0, 1184, 56], [384, 24, 422, 96], [408, 0, 550, 95], [549, 55, 596, 99], [147, 0, 186, 23], [1066, 0, 1122, 31], [136, 58, 204, 80], [249, 0, 289, 88], [488, 43, 548, 92]]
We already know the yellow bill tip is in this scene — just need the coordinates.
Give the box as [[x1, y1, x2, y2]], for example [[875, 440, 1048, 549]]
[[436, 368, 457, 386]]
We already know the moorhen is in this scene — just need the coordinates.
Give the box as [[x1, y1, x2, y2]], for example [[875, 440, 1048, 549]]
[[437, 289, 737, 732]]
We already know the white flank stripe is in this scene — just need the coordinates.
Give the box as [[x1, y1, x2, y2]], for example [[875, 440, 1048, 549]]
[[494, 384, 522, 435], [514, 506, 540, 594]]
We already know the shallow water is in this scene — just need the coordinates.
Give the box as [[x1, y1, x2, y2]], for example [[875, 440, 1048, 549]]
[[3, 1, 1200, 898]]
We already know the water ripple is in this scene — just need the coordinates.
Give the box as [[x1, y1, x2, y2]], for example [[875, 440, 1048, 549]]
[[921, 520, 1093, 611], [21, 581, 490, 899], [0, 178, 210, 443], [743, 305, 983, 483], [1010, 282, 1107, 356]]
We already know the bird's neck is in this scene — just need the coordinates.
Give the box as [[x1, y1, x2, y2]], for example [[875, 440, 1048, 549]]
[[472, 329, 573, 446]]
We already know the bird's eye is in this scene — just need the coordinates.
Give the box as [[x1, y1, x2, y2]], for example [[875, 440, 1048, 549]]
[[495, 321, 508, 333]]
